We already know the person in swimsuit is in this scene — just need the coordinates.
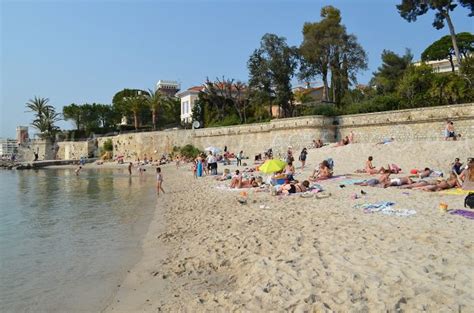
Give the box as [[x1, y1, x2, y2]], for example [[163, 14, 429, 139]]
[[445, 121, 457, 141], [365, 156, 378, 174], [156, 167, 165, 195], [419, 173, 461, 192], [128, 162, 133, 175], [382, 176, 413, 188], [459, 159, 474, 190], [285, 161, 296, 181], [310, 160, 333, 181], [299, 148, 308, 170], [278, 180, 310, 195]]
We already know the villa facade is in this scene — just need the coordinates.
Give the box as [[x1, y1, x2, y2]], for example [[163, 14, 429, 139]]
[[177, 86, 203, 123]]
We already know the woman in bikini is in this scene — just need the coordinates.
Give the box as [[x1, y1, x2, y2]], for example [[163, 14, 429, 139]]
[[418, 173, 461, 192], [310, 160, 333, 181], [382, 176, 413, 188], [278, 180, 310, 195]]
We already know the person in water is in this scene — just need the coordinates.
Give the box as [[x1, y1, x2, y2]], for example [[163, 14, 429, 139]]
[[156, 167, 165, 195], [75, 166, 82, 176], [128, 162, 133, 175]]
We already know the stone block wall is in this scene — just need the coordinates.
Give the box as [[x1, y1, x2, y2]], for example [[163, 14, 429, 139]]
[[335, 103, 474, 142], [56, 103, 473, 161], [56, 140, 96, 160]]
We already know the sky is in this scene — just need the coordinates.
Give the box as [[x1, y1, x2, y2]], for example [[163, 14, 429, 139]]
[[1, 0, 472, 138]]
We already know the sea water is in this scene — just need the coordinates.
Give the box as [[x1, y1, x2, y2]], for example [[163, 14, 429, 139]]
[[0, 168, 156, 312]]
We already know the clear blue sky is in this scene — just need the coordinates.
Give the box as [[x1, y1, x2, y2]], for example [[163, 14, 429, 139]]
[[1, 0, 472, 137]]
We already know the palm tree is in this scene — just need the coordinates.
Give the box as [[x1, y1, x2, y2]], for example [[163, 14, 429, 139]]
[[145, 89, 162, 130], [125, 96, 144, 130], [31, 106, 61, 139], [26, 96, 53, 119]]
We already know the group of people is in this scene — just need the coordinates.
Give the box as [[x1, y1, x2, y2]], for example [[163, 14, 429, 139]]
[[355, 157, 473, 192]]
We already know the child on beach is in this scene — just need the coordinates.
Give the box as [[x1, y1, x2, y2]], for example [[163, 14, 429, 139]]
[[156, 167, 165, 195], [75, 166, 82, 176]]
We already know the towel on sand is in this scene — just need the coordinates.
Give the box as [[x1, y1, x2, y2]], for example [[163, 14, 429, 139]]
[[449, 209, 474, 220], [354, 201, 416, 217], [440, 188, 474, 195]]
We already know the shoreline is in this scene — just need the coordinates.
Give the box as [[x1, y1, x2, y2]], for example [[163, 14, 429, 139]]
[[103, 179, 169, 312]]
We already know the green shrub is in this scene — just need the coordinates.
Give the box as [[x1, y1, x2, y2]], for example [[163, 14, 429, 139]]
[[103, 139, 113, 152], [179, 144, 202, 159]]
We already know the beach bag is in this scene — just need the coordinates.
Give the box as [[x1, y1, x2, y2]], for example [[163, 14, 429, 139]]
[[465, 193, 474, 209]]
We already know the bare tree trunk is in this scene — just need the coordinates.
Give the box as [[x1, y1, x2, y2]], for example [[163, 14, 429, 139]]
[[152, 110, 156, 130], [443, 11, 461, 68], [134, 113, 139, 130], [322, 74, 329, 102], [448, 54, 455, 72]]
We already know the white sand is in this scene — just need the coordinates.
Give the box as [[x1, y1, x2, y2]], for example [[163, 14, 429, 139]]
[[105, 140, 473, 312]]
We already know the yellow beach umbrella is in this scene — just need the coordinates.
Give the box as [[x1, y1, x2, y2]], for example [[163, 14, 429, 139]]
[[258, 159, 287, 174]]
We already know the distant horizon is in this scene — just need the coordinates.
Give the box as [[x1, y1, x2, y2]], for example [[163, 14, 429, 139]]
[[1, 0, 472, 138]]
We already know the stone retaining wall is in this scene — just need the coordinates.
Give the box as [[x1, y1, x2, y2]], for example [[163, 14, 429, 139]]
[[56, 103, 473, 160]]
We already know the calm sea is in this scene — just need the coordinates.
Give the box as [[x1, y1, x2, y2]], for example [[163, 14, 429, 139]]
[[0, 168, 156, 313]]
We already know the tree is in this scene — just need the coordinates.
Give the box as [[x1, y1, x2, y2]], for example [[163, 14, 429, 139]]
[[31, 106, 61, 138], [397, 0, 473, 67], [299, 6, 367, 106], [329, 33, 368, 106], [248, 33, 298, 118], [26, 97, 61, 139], [63, 103, 83, 130], [112, 88, 148, 122], [422, 32, 474, 72], [124, 95, 145, 130], [145, 89, 162, 130], [26, 96, 53, 119], [370, 49, 413, 94], [397, 64, 436, 108]]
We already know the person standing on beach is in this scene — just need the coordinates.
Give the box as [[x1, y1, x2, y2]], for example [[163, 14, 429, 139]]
[[299, 148, 308, 170], [237, 151, 243, 166], [128, 162, 133, 175], [75, 166, 82, 176], [156, 167, 165, 195]]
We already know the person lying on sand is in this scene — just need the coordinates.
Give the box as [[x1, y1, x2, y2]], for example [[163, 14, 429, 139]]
[[229, 171, 262, 189], [378, 163, 402, 174], [355, 171, 391, 187], [418, 167, 433, 179], [417, 173, 461, 192], [376, 137, 394, 145], [310, 160, 333, 181], [382, 176, 413, 188], [398, 179, 438, 189], [277, 180, 310, 195]]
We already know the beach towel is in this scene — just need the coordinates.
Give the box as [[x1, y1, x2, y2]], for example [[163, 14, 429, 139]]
[[354, 202, 416, 217], [313, 175, 347, 182], [340, 179, 366, 185], [440, 188, 474, 195], [449, 209, 474, 220]]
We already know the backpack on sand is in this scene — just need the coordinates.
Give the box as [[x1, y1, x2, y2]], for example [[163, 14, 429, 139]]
[[465, 193, 474, 209]]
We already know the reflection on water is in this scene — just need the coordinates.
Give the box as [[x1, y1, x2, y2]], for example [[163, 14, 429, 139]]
[[0, 169, 156, 313]]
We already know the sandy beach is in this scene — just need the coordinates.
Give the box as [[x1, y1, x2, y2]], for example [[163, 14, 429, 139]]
[[104, 140, 473, 312]]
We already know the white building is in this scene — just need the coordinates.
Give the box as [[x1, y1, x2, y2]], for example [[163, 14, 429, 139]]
[[0, 138, 18, 158], [155, 80, 181, 97], [414, 58, 460, 73], [176, 86, 203, 123]]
